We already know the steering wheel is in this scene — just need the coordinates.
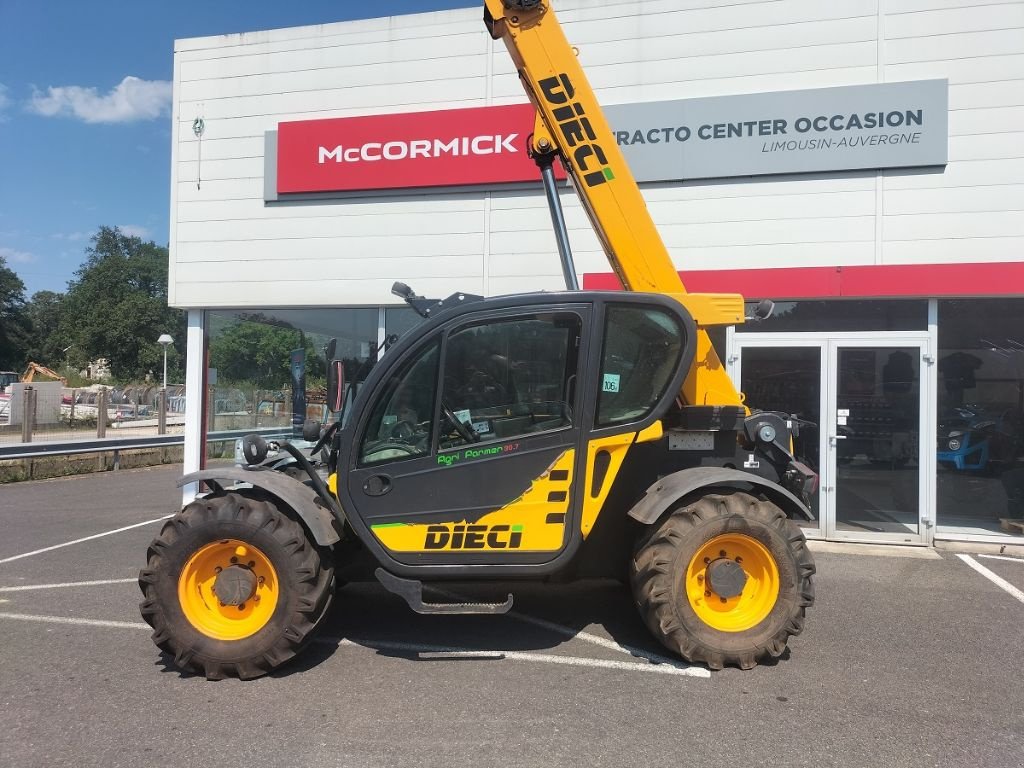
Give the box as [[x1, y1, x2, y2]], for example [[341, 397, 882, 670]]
[[389, 420, 417, 441], [442, 402, 479, 444]]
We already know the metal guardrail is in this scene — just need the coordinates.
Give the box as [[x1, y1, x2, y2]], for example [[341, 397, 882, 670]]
[[0, 428, 292, 462]]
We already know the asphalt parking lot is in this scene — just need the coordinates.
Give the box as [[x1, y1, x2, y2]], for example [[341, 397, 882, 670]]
[[1, 466, 1023, 768]]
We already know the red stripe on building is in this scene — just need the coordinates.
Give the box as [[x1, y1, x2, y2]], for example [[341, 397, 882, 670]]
[[582, 263, 1024, 298]]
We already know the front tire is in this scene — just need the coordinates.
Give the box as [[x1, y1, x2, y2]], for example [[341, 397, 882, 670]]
[[138, 492, 335, 680], [630, 491, 814, 670]]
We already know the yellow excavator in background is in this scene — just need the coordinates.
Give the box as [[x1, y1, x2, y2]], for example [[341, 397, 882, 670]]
[[21, 362, 67, 386], [140, 0, 816, 680]]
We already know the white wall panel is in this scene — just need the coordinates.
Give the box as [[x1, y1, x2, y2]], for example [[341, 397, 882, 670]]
[[884, 210, 1024, 241], [180, 56, 487, 102], [885, 29, 1024, 64], [170, 0, 1024, 309], [886, 3, 1024, 38], [174, 233, 484, 263], [886, 53, 1024, 84], [882, 236, 1024, 265], [179, 33, 484, 81], [885, 184, 1024, 214], [180, 77, 487, 121]]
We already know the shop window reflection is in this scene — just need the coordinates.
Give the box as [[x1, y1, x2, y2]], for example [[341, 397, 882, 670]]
[[936, 300, 1024, 536], [204, 308, 378, 441]]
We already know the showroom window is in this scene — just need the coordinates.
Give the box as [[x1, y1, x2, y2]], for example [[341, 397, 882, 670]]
[[936, 299, 1024, 536], [204, 307, 378, 436]]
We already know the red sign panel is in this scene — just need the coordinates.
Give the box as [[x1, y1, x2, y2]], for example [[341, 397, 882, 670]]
[[277, 104, 555, 194]]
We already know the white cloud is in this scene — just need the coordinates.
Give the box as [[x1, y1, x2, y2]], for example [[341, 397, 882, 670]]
[[28, 76, 170, 124], [0, 83, 10, 121], [50, 231, 91, 242], [0, 246, 36, 264], [117, 225, 150, 239]]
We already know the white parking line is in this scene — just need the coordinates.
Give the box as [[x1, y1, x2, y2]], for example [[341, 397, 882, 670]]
[[0, 515, 173, 565], [957, 554, 1024, 605], [0, 611, 709, 678], [0, 612, 150, 630], [329, 636, 708, 678], [0, 578, 138, 592], [977, 554, 1024, 565], [432, 585, 699, 671]]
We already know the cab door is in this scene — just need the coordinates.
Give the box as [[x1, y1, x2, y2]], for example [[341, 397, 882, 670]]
[[345, 304, 591, 567]]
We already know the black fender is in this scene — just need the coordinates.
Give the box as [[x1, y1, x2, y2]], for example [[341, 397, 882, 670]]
[[178, 468, 342, 546], [627, 466, 814, 525]]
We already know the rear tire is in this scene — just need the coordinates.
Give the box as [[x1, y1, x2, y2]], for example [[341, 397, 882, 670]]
[[630, 491, 814, 670], [138, 492, 335, 680]]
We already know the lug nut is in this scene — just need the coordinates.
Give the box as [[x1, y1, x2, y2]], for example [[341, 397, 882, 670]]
[[214, 566, 222, 573], [720, 597, 727, 604], [704, 590, 711, 597], [258, 576, 265, 584], [230, 557, 238, 564], [247, 561, 255, 568], [719, 550, 727, 558], [238, 603, 246, 611], [735, 556, 743, 564], [703, 557, 711, 564], [696, 574, 704, 584]]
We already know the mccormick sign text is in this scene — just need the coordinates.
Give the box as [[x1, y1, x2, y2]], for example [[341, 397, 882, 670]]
[[276, 103, 540, 194]]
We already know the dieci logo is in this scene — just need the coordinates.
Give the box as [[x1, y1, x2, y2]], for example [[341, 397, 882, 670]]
[[424, 523, 524, 550], [539, 73, 614, 187]]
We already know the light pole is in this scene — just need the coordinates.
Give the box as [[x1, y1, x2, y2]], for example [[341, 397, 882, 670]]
[[157, 334, 173, 389]]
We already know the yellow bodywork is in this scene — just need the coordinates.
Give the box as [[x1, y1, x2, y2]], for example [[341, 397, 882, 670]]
[[484, 0, 747, 409], [371, 450, 575, 552]]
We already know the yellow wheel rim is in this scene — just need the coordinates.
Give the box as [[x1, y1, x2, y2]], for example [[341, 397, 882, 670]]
[[177, 539, 279, 641], [686, 533, 780, 633]]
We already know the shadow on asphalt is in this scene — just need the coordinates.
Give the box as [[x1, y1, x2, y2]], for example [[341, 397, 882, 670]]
[[150, 578, 716, 679]]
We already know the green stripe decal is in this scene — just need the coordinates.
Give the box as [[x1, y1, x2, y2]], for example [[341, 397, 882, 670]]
[[512, 525, 524, 532], [372, 523, 407, 530]]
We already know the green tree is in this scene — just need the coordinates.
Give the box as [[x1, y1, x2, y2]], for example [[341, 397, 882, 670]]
[[0, 255, 30, 370], [61, 226, 185, 381], [23, 290, 68, 366]]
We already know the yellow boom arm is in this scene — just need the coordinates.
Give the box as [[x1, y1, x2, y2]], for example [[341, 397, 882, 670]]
[[484, 0, 745, 408]]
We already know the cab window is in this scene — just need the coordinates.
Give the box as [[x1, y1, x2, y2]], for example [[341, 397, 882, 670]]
[[358, 340, 439, 466], [597, 305, 683, 427], [439, 313, 581, 448]]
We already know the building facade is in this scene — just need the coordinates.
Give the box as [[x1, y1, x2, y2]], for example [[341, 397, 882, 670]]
[[170, 0, 1024, 546]]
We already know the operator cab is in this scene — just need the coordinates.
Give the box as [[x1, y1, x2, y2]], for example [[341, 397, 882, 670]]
[[334, 290, 695, 577]]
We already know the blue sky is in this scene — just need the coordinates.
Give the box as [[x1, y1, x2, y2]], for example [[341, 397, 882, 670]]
[[0, 0, 474, 298]]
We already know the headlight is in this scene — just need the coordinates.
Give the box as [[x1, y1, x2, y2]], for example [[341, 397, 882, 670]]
[[948, 439, 961, 451]]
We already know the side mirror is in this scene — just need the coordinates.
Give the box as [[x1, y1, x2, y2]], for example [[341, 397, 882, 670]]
[[746, 299, 775, 322], [324, 337, 345, 413], [241, 433, 269, 465]]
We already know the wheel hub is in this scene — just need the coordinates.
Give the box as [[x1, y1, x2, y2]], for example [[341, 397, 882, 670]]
[[706, 558, 748, 599], [213, 565, 257, 606]]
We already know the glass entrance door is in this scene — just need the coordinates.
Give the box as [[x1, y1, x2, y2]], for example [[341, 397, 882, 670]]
[[730, 333, 933, 544], [729, 341, 825, 537]]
